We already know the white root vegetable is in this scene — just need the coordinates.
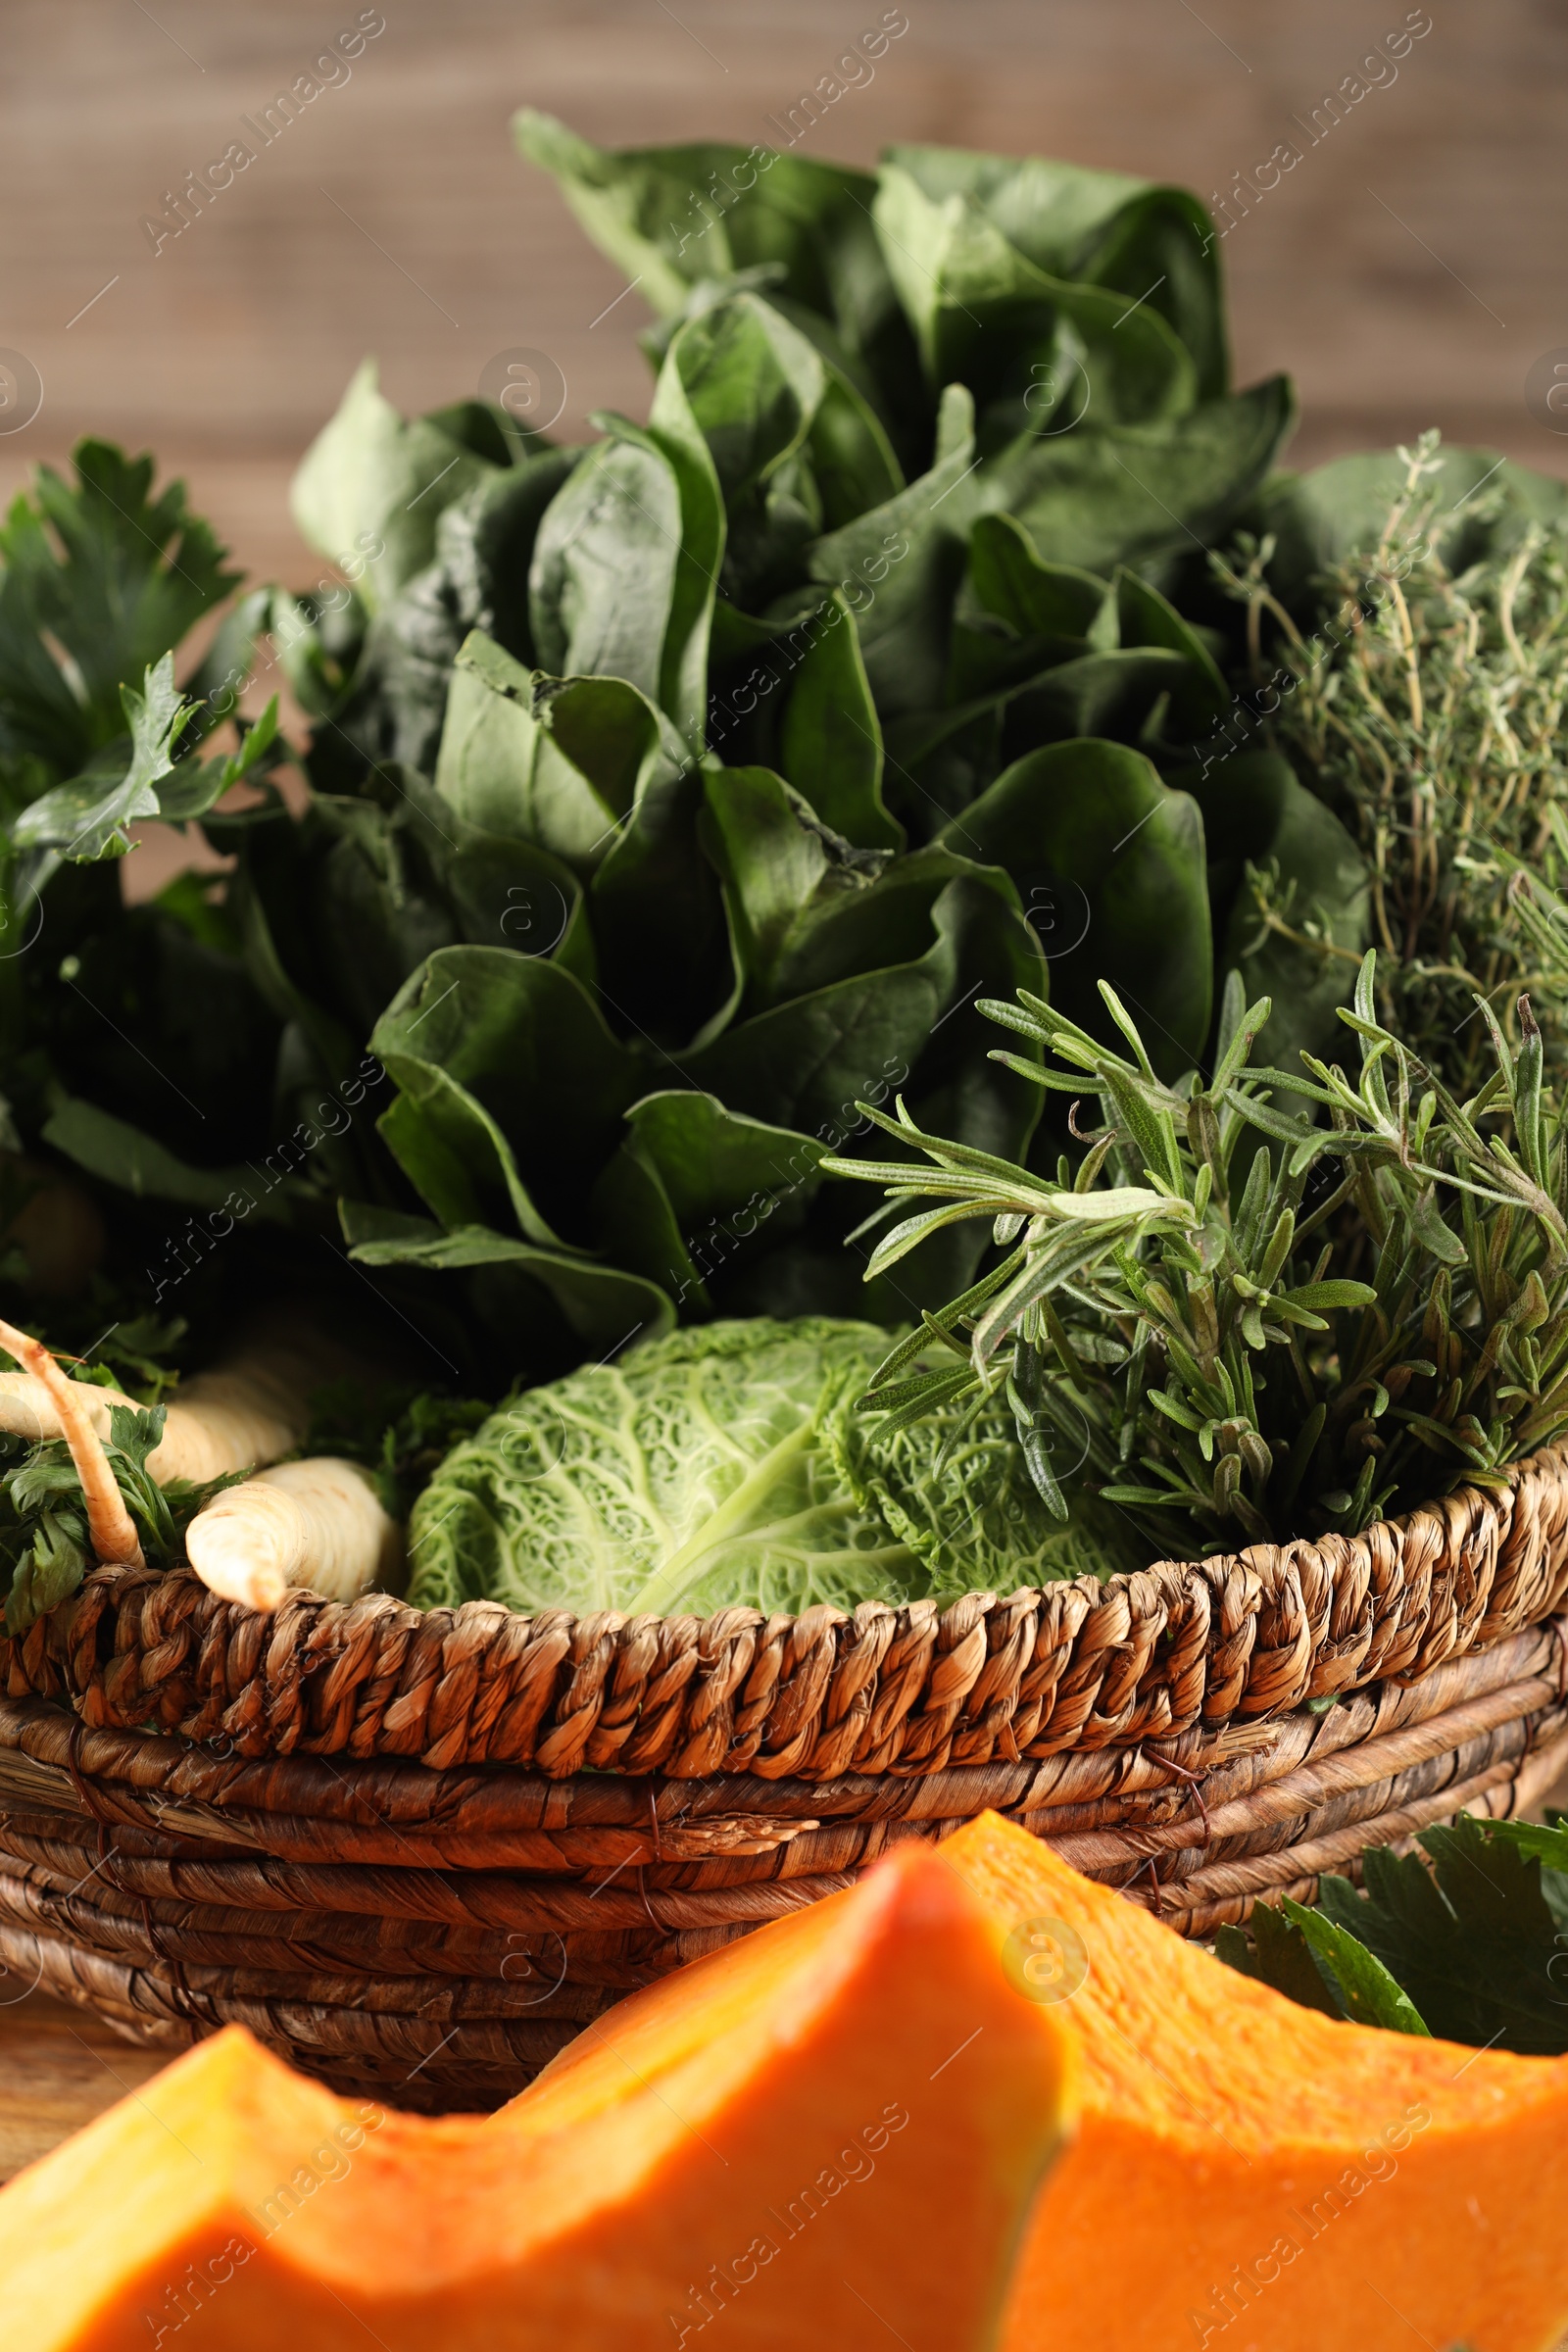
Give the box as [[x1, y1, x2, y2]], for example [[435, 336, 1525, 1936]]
[[0, 1318, 405, 1610], [184, 1459, 404, 1612], [0, 1330, 324, 1485], [0, 1317, 143, 1568]]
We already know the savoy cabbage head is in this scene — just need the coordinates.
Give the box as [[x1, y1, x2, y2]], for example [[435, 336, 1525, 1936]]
[[830, 1385, 1148, 1598], [407, 1315, 1139, 1616], [408, 1318, 923, 1617]]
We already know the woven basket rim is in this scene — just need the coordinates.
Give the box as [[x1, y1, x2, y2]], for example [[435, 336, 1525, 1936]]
[[5, 1439, 1568, 1781]]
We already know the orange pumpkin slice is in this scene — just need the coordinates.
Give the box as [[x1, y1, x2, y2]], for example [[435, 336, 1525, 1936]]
[[0, 1838, 1073, 2351], [940, 1810, 1568, 2352]]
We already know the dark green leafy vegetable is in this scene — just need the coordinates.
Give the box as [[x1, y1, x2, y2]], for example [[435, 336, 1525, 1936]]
[[1250, 436, 1568, 620], [317, 644, 1054, 1341], [942, 740, 1212, 1081], [8, 125, 1568, 1430], [0, 127, 1370, 1389], [1181, 749, 1370, 1083], [290, 361, 501, 618], [1212, 1898, 1342, 2021], [226, 116, 1302, 1352], [1217, 1814, 1568, 2056], [1276, 1898, 1431, 2035], [0, 448, 294, 1334]]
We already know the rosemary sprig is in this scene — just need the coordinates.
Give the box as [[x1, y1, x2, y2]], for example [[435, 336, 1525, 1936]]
[[820, 954, 1568, 1554]]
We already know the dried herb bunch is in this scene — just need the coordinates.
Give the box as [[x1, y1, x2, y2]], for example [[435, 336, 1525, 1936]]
[[821, 955, 1568, 1556], [1232, 432, 1568, 1092]]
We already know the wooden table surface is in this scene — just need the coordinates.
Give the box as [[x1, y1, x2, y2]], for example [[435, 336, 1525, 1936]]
[[0, 1990, 167, 2187]]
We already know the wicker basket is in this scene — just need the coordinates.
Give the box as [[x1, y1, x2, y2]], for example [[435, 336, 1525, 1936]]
[[1, 1444, 1566, 2111]]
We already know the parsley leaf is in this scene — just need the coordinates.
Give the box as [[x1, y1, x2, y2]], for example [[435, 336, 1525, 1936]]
[[0, 442, 238, 774], [1218, 1816, 1568, 2054], [12, 655, 190, 861]]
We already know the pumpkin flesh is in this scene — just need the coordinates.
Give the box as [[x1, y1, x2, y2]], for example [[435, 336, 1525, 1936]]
[[940, 1810, 1568, 2352], [0, 1839, 1073, 2351]]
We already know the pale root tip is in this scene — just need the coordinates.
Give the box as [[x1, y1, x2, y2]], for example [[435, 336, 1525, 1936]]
[[185, 1516, 292, 1612], [185, 1495, 298, 1608]]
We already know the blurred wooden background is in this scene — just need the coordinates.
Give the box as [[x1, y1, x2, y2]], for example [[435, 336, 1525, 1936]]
[[1, 0, 1565, 590]]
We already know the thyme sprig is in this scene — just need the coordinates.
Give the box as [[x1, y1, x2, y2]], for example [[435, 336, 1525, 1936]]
[[1229, 431, 1568, 1092]]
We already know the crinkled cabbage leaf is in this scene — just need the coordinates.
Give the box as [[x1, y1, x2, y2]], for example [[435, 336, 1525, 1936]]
[[407, 1317, 927, 1617], [407, 1314, 1143, 1616], [829, 1383, 1148, 1597]]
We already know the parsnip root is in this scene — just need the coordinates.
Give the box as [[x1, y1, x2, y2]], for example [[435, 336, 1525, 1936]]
[[0, 1329, 324, 1485], [184, 1458, 403, 1611], [0, 1318, 143, 1568]]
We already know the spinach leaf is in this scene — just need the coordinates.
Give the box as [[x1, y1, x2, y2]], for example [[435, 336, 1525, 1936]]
[[667, 291, 822, 509], [325, 448, 584, 778], [370, 946, 644, 1250], [341, 1202, 674, 1365], [595, 1091, 826, 1307], [981, 378, 1296, 582], [871, 160, 1198, 432], [39, 1100, 294, 1223], [3, 124, 1311, 1398], [434, 632, 667, 870], [806, 386, 980, 721], [778, 589, 904, 849], [945, 740, 1212, 1080], [1188, 751, 1370, 1073], [882, 140, 1227, 401], [529, 433, 683, 705], [1256, 445, 1568, 618], [967, 511, 1115, 642], [291, 360, 499, 613], [514, 113, 918, 454]]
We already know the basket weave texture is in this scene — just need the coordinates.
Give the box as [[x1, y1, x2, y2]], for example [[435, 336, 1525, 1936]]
[[9, 1441, 1568, 1778], [0, 1446, 1564, 2108]]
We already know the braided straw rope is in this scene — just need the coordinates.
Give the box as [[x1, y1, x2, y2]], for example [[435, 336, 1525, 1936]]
[[0, 1447, 1565, 2103], [4, 1442, 1568, 1778], [0, 1618, 1560, 2107]]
